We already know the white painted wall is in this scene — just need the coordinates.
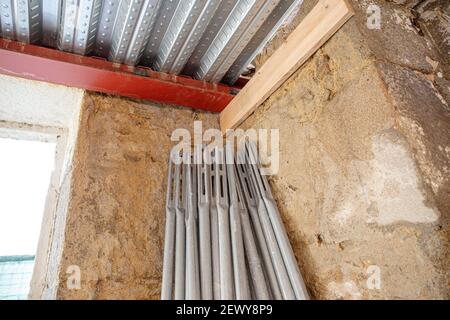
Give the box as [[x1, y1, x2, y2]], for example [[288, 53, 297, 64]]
[[0, 74, 85, 299], [0, 74, 84, 128]]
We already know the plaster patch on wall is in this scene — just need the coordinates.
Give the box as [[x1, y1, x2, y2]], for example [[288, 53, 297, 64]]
[[327, 280, 362, 300], [335, 202, 354, 225], [365, 133, 438, 225]]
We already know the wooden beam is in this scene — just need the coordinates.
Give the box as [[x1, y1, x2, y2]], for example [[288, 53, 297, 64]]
[[219, 0, 354, 133]]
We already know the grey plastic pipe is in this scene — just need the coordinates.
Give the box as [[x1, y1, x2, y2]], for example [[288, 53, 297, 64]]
[[236, 151, 282, 300], [196, 146, 213, 300], [233, 155, 270, 299], [245, 158, 295, 300], [253, 178, 295, 299], [174, 162, 186, 300], [246, 142, 310, 300], [161, 156, 176, 300], [210, 150, 221, 300], [225, 145, 251, 300], [185, 159, 200, 300], [214, 147, 234, 300]]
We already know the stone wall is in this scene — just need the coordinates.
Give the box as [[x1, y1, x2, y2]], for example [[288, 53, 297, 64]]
[[239, 0, 449, 299], [56, 93, 219, 299]]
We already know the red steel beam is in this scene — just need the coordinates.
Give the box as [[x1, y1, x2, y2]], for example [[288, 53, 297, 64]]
[[0, 39, 239, 112]]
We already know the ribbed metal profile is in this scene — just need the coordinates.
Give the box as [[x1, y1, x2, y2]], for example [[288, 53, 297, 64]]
[[0, 0, 42, 44], [1, 0, 303, 84]]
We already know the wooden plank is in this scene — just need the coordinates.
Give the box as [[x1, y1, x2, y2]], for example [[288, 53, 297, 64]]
[[219, 0, 354, 133]]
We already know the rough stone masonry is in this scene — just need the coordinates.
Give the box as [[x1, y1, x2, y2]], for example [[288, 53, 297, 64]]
[[241, 0, 450, 299]]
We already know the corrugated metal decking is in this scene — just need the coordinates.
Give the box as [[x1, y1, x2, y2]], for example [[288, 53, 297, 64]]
[[0, 0, 302, 85]]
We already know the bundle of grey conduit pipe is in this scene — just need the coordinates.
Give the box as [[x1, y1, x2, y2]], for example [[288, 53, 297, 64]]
[[161, 141, 310, 300]]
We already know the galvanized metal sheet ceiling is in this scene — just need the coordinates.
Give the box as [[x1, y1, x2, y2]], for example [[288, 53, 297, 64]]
[[0, 0, 302, 85]]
